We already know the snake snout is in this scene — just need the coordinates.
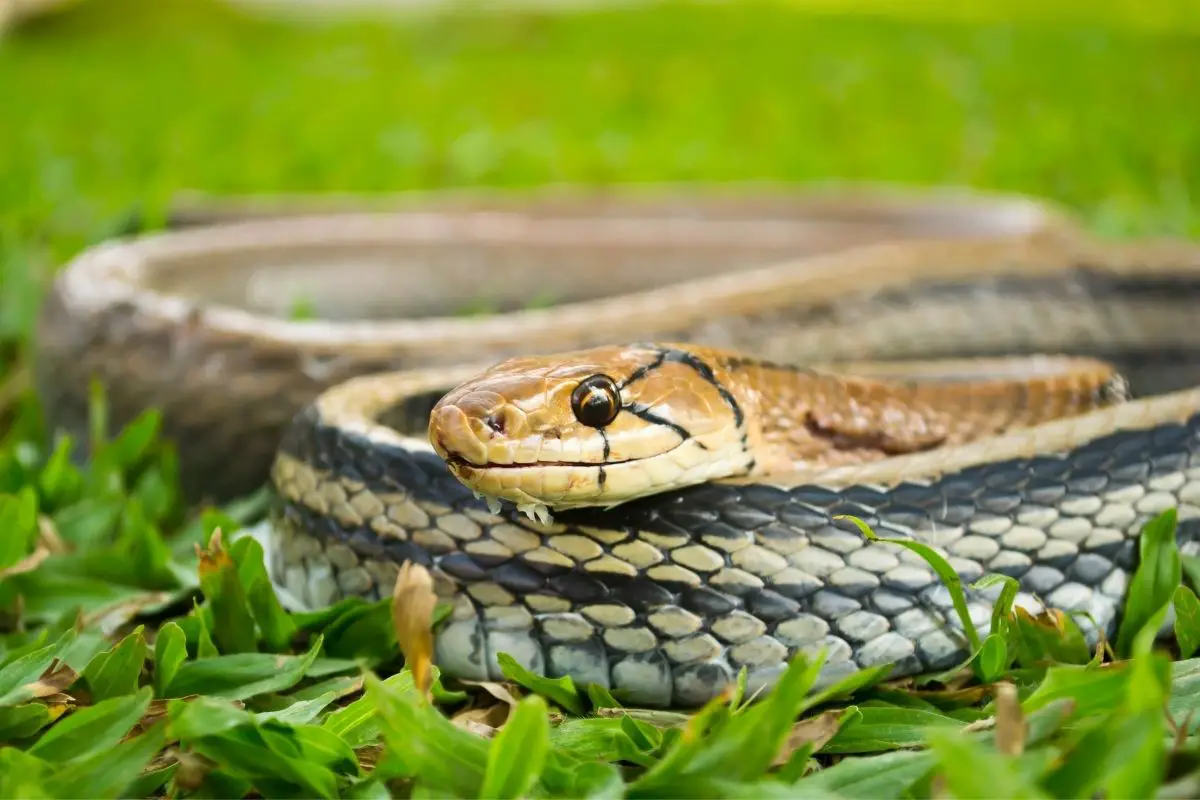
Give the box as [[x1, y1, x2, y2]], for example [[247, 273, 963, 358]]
[[428, 403, 490, 466]]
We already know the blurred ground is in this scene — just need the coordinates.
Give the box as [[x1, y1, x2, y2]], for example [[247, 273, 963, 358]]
[[0, 0, 1196, 301]]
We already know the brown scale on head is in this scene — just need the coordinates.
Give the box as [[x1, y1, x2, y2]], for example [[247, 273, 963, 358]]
[[428, 342, 1129, 515]]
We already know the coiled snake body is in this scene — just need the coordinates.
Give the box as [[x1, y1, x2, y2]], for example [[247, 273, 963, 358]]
[[34, 186, 1200, 706]]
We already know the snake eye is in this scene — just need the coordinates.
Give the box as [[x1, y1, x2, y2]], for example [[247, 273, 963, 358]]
[[570, 374, 620, 428]]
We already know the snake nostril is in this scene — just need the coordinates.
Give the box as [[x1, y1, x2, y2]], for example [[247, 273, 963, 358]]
[[485, 412, 507, 435]]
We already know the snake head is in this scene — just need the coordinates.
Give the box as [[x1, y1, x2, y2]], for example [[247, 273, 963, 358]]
[[428, 343, 755, 516]]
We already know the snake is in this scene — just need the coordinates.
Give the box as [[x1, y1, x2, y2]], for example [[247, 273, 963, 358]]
[[32, 184, 1200, 708]]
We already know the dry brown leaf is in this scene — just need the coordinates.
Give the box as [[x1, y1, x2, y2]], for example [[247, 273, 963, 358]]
[[1174, 708, 1195, 751], [138, 694, 232, 735], [391, 561, 438, 699], [460, 679, 520, 707], [771, 710, 845, 767], [36, 514, 69, 554], [142, 697, 178, 730], [170, 750, 216, 793], [21, 661, 79, 700], [452, 701, 511, 732], [962, 716, 997, 734], [41, 692, 75, 723], [143, 749, 182, 780], [0, 545, 50, 580], [80, 590, 178, 635], [1096, 629, 1116, 664], [357, 744, 385, 772], [449, 678, 519, 730], [1042, 609, 1074, 634], [454, 718, 500, 738], [993, 682, 1025, 757], [908, 685, 991, 705]]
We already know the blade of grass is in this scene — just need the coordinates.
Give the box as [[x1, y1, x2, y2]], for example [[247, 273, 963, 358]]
[[1116, 509, 1182, 657]]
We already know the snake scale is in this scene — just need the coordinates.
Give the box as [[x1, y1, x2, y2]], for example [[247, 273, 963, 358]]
[[32, 185, 1200, 707]]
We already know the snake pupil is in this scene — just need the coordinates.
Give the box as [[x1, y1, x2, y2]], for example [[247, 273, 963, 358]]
[[571, 374, 620, 428]]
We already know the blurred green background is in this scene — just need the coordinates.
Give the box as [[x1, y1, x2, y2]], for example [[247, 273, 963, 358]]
[[1, 0, 1198, 359]]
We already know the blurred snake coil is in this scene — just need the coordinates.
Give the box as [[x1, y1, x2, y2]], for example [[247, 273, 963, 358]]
[[31, 185, 1200, 707]]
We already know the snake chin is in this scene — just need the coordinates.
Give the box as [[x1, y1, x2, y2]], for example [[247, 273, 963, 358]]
[[446, 455, 638, 470]]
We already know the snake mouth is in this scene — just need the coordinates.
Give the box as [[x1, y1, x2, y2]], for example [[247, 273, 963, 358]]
[[438, 438, 689, 474], [443, 454, 639, 472]]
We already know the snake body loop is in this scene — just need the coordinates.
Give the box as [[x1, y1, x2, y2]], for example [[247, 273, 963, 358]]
[[33, 185, 1200, 707]]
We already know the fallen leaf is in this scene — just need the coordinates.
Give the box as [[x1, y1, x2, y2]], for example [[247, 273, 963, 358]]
[[391, 561, 438, 699], [22, 661, 79, 700], [772, 710, 846, 767], [908, 685, 991, 706], [452, 703, 511, 732], [37, 514, 70, 554], [1173, 708, 1194, 751], [356, 744, 384, 772], [143, 748, 181, 777], [460, 680, 521, 708], [962, 717, 997, 734], [169, 749, 216, 793], [912, 669, 979, 692], [81, 591, 178, 635], [1094, 625, 1113, 663], [42, 693, 75, 723], [456, 679, 521, 728], [455, 718, 499, 738], [0, 545, 50, 580], [993, 682, 1025, 757], [139, 695, 216, 734]]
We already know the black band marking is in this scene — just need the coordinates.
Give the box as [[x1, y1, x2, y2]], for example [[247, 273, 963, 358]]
[[599, 428, 611, 486], [624, 402, 705, 449], [625, 344, 750, 426], [616, 348, 667, 392], [717, 354, 820, 378], [657, 347, 746, 429], [618, 344, 758, 464]]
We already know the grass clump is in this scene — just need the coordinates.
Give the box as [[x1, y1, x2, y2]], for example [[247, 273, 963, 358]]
[[3, 402, 1200, 798]]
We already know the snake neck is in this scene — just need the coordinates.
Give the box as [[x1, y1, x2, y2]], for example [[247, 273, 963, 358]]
[[718, 353, 1129, 475]]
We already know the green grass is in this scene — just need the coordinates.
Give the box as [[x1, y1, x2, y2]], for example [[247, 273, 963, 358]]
[[2, 0, 1200, 796]]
